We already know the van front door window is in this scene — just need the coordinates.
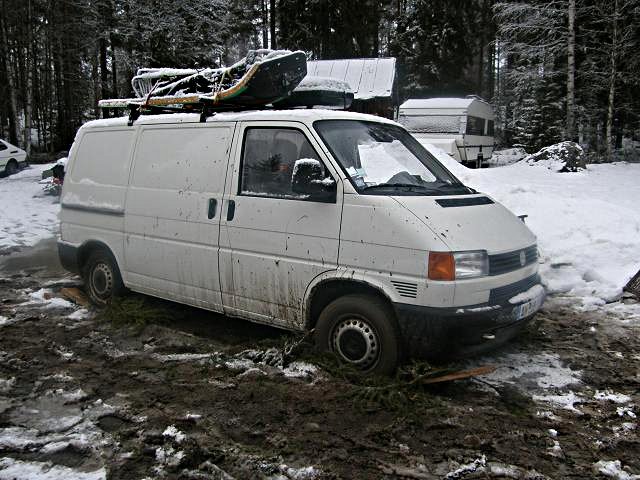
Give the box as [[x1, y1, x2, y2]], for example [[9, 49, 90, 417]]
[[240, 128, 332, 199]]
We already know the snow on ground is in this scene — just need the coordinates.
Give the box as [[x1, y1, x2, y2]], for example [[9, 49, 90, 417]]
[[0, 164, 60, 252], [0, 458, 106, 480], [423, 142, 640, 311]]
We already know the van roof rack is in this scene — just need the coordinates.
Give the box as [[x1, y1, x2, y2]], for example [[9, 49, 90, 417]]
[[98, 49, 355, 123]]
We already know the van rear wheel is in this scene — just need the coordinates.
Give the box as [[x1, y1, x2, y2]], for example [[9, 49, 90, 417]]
[[83, 250, 125, 306], [315, 294, 399, 375]]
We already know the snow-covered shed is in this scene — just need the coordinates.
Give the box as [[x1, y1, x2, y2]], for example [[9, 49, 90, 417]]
[[306, 58, 398, 118]]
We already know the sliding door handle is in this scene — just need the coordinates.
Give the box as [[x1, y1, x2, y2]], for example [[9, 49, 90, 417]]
[[207, 198, 217, 219], [226, 200, 236, 221]]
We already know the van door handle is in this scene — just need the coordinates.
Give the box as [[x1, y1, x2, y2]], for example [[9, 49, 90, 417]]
[[226, 200, 236, 221], [207, 198, 217, 219]]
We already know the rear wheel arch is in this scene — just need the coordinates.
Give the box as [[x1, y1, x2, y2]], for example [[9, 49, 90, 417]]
[[77, 241, 122, 274]]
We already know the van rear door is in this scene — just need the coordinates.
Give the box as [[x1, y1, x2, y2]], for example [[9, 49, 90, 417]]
[[124, 122, 234, 311], [219, 121, 343, 328]]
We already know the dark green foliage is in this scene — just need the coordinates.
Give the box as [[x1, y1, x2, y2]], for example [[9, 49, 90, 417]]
[[97, 295, 175, 334]]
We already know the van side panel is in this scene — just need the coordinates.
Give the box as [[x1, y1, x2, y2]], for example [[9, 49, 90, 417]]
[[124, 123, 233, 312], [60, 128, 136, 270]]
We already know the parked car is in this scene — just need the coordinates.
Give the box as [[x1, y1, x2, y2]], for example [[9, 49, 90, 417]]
[[58, 109, 544, 374], [0, 139, 28, 177]]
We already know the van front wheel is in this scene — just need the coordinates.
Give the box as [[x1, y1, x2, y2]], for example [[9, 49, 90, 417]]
[[315, 294, 399, 375], [83, 250, 124, 306]]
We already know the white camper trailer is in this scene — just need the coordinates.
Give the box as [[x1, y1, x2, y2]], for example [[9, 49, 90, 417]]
[[398, 97, 495, 167]]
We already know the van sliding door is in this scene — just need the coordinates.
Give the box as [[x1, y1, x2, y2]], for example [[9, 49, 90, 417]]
[[123, 122, 235, 312]]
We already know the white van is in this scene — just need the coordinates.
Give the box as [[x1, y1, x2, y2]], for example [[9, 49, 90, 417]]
[[58, 109, 544, 374], [398, 97, 495, 167]]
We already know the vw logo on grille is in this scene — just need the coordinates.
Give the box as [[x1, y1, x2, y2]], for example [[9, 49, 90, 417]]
[[519, 250, 526, 266]]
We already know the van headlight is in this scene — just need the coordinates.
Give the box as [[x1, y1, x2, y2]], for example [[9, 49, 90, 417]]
[[428, 251, 488, 280]]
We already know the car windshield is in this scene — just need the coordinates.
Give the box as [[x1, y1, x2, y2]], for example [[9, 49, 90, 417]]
[[314, 120, 472, 195]]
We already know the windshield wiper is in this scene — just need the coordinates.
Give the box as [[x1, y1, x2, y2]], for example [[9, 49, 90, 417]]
[[361, 183, 430, 191]]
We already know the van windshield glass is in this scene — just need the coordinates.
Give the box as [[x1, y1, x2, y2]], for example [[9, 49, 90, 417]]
[[314, 120, 471, 195]]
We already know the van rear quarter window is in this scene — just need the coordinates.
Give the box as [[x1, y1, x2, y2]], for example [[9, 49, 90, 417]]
[[71, 130, 135, 186], [131, 126, 231, 193]]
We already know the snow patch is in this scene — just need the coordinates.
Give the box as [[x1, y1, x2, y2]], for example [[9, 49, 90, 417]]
[[0, 458, 106, 480], [295, 76, 352, 93], [481, 352, 581, 390], [162, 425, 186, 443], [594, 390, 632, 404], [593, 459, 640, 480], [533, 392, 585, 414], [0, 378, 15, 393]]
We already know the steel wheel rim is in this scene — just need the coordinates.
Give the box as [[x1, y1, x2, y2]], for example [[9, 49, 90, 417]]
[[331, 316, 379, 369], [91, 263, 113, 298]]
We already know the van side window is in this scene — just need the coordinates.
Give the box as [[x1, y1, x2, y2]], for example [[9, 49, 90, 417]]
[[466, 116, 485, 136], [240, 128, 332, 199], [0, 142, 7, 151]]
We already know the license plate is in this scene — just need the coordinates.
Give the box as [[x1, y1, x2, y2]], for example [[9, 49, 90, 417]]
[[514, 292, 544, 320]]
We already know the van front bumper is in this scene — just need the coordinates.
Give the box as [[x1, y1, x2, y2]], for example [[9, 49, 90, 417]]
[[393, 278, 545, 359]]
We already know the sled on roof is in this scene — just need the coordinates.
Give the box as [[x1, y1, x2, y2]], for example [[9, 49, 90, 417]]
[[98, 49, 356, 116]]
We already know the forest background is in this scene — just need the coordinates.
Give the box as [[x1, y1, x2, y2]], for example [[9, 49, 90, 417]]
[[0, 0, 638, 161]]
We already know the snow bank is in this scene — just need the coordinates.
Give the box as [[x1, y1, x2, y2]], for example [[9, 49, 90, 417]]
[[0, 164, 60, 251], [488, 147, 526, 166], [522, 141, 585, 172], [422, 142, 640, 309]]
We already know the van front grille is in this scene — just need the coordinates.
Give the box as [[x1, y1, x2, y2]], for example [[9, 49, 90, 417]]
[[489, 245, 538, 276], [489, 274, 541, 305], [391, 280, 418, 299]]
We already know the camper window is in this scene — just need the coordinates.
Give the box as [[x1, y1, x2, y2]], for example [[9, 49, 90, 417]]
[[466, 116, 485, 136], [487, 120, 495, 136], [398, 115, 462, 134]]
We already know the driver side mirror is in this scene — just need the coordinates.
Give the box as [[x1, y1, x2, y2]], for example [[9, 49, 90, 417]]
[[291, 158, 336, 202]]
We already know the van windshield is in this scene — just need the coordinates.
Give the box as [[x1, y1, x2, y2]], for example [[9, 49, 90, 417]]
[[314, 120, 472, 196]]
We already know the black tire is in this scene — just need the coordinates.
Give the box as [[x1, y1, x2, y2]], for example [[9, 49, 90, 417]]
[[82, 249, 125, 306], [4, 160, 18, 176], [315, 294, 399, 375]]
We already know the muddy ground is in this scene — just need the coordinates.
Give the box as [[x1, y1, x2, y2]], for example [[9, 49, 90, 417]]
[[0, 240, 639, 479]]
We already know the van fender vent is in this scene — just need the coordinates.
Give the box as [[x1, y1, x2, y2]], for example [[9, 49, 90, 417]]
[[391, 280, 418, 298], [436, 197, 494, 207]]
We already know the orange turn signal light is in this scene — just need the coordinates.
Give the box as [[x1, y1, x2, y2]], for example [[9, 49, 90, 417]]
[[428, 252, 455, 281]]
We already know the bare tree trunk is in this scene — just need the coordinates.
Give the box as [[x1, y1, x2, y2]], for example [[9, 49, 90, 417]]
[[261, 0, 268, 49], [566, 0, 576, 141], [23, 0, 33, 156], [605, 0, 618, 162], [269, 0, 277, 49], [111, 33, 118, 99], [99, 37, 109, 118], [1, 2, 19, 145]]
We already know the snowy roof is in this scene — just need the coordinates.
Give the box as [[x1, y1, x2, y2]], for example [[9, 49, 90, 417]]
[[400, 97, 486, 109], [305, 58, 396, 100]]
